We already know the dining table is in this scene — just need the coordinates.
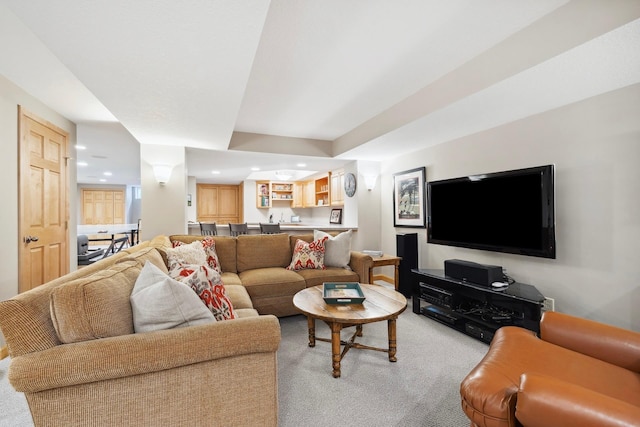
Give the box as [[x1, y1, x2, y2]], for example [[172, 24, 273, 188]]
[[77, 223, 139, 251]]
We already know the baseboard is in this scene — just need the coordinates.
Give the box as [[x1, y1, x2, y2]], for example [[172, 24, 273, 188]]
[[372, 274, 394, 286], [0, 345, 8, 360]]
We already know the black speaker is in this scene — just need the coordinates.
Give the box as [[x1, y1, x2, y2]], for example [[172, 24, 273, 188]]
[[444, 259, 503, 287], [396, 233, 418, 297]]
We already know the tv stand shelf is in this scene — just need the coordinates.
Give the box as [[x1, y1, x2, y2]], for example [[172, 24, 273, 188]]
[[412, 269, 545, 343]]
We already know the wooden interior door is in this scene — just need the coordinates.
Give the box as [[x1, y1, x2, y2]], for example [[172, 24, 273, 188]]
[[18, 107, 69, 293]]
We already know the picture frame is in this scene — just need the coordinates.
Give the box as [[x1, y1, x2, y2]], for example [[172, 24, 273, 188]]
[[392, 167, 426, 228], [329, 208, 343, 224]]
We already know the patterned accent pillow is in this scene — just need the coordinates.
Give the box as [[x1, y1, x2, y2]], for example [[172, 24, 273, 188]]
[[286, 236, 328, 271], [169, 263, 236, 321], [172, 238, 222, 274], [201, 236, 222, 274]]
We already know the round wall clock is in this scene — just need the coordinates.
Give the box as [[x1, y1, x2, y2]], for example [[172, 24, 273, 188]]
[[344, 173, 357, 197]]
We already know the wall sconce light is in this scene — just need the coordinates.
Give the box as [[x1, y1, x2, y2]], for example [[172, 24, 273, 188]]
[[152, 164, 173, 185], [364, 174, 377, 191]]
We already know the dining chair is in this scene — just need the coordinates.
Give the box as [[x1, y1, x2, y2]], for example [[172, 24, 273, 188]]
[[200, 222, 218, 236], [259, 223, 281, 234], [77, 235, 105, 266], [134, 218, 141, 245], [228, 223, 249, 236]]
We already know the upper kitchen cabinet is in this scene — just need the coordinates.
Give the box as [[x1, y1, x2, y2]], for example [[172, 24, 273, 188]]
[[256, 181, 294, 208], [314, 173, 330, 207], [198, 184, 242, 224], [330, 169, 344, 206]]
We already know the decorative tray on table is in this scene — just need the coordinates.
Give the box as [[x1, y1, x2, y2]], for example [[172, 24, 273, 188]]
[[323, 282, 365, 305]]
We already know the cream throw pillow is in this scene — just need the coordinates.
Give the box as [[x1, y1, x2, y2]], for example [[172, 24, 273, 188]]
[[131, 261, 216, 333], [314, 229, 352, 269], [165, 240, 207, 271]]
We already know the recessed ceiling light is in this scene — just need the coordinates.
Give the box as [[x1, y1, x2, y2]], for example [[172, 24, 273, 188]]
[[103, 171, 112, 176], [297, 163, 307, 167], [77, 161, 88, 167], [99, 178, 106, 182], [251, 167, 260, 171], [75, 145, 86, 150], [211, 170, 221, 174]]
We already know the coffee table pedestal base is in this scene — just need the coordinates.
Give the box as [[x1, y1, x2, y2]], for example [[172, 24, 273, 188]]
[[306, 317, 398, 378]]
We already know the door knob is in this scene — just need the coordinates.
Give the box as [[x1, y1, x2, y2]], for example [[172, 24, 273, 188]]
[[23, 235, 39, 243]]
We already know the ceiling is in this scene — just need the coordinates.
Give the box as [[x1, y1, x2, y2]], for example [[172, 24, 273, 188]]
[[1, 0, 639, 185]]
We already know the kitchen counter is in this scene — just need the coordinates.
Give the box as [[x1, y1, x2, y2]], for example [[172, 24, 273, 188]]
[[187, 222, 355, 236]]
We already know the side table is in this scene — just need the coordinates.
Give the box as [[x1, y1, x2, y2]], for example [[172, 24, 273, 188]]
[[368, 254, 401, 290]]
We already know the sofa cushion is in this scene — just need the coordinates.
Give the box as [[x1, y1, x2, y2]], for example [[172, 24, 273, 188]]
[[116, 246, 168, 273], [50, 260, 141, 344], [224, 284, 254, 309], [169, 263, 236, 321], [287, 236, 328, 271], [236, 234, 291, 272], [239, 267, 306, 299], [130, 262, 216, 333], [314, 229, 352, 269], [295, 267, 360, 288], [221, 272, 242, 286]]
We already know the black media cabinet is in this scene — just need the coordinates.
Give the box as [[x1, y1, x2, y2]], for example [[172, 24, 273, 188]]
[[412, 269, 545, 344]]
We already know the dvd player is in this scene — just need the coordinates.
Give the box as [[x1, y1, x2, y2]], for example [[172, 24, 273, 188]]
[[421, 305, 460, 325]]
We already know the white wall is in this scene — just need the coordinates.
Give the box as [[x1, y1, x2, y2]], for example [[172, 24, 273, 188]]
[[140, 144, 188, 239], [0, 75, 77, 345], [379, 84, 640, 330]]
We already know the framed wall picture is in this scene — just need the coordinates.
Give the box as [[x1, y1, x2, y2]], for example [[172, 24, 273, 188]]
[[392, 167, 426, 228], [329, 208, 343, 224]]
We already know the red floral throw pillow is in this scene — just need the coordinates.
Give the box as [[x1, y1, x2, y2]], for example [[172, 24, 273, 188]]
[[172, 238, 222, 274], [201, 236, 222, 274], [169, 263, 235, 321], [286, 236, 328, 271]]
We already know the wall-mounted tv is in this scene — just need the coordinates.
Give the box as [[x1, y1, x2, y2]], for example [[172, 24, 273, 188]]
[[427, 165, 556, 259]]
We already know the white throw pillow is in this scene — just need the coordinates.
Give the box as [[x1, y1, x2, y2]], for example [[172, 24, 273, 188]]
[[130, 261, 215, 333], [165, 240, 207, 271], [314, 229, 352, 269]]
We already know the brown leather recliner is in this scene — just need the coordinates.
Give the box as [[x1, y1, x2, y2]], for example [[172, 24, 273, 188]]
[[460, 311, 640, 427]]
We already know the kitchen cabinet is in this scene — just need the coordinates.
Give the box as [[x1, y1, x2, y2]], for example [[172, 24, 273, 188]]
[[256, 181, 294, 208], [197, 184, 241, 223], [330, 170, 344, 206], [81, 189, 125, 224], [314, 174, 330, 207]]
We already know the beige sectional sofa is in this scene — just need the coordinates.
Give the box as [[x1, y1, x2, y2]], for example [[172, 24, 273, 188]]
[[169, 232, 373, 317], [0, 232, 372, 426]]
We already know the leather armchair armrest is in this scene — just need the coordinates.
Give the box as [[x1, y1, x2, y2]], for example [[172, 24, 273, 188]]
[[9, 315, 280, 393], [516, 373, 640, 427], [349, 251, 373, 284], [540, 311, 640, 372]]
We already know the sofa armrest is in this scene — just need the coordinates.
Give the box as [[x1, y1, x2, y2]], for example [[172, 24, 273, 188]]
[[9, 315, 280, 393], [516, 373, 640, 427], [540, 311, 640, 372], [349, 251, 373, 284]]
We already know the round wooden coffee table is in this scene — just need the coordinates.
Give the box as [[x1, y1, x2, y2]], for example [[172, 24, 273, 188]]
[[293, 284, 407, 378]]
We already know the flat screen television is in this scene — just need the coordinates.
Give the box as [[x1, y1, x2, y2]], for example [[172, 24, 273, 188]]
[[427, 165, 556, 259]]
